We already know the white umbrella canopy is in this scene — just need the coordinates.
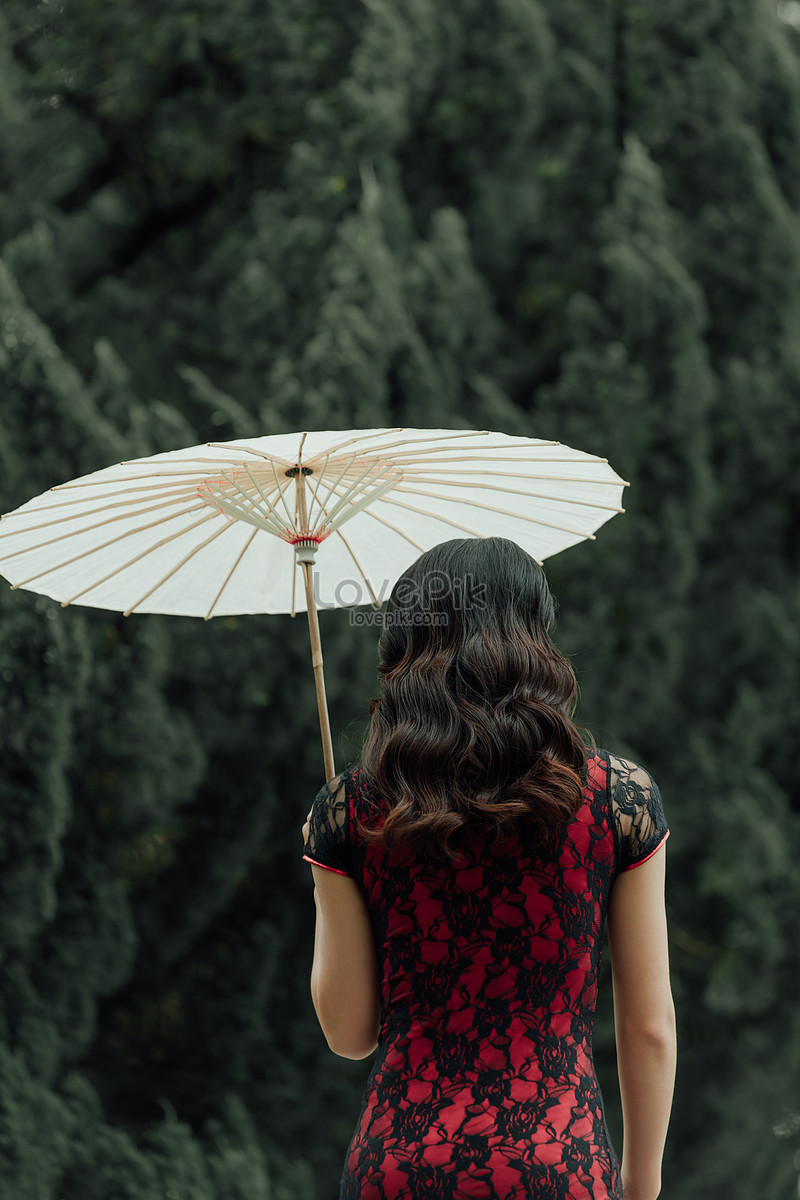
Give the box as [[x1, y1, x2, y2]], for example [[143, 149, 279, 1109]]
[[0, 427, 626, 616], [0, 426, 628, 776]]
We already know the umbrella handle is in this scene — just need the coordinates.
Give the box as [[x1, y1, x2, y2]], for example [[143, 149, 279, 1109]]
[[300, 559, 336, 781]]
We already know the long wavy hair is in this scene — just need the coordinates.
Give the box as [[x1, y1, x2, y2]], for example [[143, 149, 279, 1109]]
[[358, 537, 589, 861]]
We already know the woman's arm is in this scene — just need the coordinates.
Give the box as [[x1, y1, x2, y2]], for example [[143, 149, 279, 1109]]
[[606, 842, 677, 1200], [308, 863, 381, 1060]]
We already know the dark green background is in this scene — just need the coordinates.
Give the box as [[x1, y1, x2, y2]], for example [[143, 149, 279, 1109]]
[[1, 1, 798, 1196]]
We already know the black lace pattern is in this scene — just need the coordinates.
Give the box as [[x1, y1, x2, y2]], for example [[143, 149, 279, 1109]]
[[303, 748, 669, 1199]]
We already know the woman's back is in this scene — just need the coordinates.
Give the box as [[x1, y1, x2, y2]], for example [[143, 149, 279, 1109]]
[[304, 746, 669, 1200]]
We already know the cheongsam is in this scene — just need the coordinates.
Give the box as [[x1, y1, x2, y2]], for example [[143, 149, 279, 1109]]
[[303, 748, 669, 1200]]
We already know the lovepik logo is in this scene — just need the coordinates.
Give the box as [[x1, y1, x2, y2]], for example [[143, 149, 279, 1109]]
[[312, 570, 487, 611]]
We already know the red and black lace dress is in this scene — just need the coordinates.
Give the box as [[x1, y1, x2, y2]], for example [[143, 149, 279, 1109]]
[[303, 748, 669, 1200]]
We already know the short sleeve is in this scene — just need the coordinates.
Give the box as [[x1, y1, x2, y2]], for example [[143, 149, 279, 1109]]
[[609, 753, 670, 872], [302, 772, 350, 876]]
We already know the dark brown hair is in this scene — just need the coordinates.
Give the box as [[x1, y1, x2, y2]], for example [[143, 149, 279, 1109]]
[[358, 537, 589, 861]]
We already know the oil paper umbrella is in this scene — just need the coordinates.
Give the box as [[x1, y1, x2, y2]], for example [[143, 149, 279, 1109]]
[[0, 427, 628, 779]]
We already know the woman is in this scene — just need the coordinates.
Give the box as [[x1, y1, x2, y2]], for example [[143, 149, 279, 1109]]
[[302, 537, 676, 1200]]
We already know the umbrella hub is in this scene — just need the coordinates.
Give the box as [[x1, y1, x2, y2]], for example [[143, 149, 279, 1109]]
[[292, 538, 319, 564]]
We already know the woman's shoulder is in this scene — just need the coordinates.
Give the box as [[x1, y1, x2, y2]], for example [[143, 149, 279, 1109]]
[[331, 762, 386, 821], [603, 754, 668, 869], [581, 745, 657, 787], [602, 749, 661, 797]]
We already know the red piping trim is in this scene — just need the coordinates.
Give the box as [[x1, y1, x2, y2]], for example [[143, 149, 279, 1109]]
[[622, 829, 670, 871], [302, 855, 349, 877]]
